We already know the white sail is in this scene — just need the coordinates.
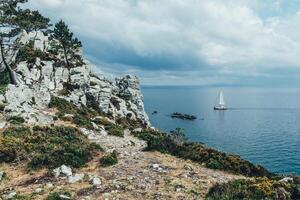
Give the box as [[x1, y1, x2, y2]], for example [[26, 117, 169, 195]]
[[219, 91, 225, 106]]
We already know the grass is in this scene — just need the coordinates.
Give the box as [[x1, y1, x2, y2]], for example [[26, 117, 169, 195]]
[[100, 150, 118, 167], [206, 177, 300, 200], [134, 130, 273, 177], [0, 126, 101, 169]]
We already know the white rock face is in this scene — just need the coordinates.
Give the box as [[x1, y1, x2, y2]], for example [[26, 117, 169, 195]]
[[1, 31, 150, 126]]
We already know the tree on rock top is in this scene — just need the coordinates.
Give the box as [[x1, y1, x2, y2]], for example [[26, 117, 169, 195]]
[[0, 0, 50, 85], [51, 20, 83, 69]]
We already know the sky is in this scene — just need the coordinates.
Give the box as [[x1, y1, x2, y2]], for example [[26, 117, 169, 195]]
[[27, 0, 300, 87]]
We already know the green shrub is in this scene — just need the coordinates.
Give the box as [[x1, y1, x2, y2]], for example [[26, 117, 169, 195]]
[[48, 96, 77, 115], [46, 191, 72, 200], [134, 130, 273, 177], [0, 104, 5, 112], [100, 150, 118, 167], [49, 96, 96, 129], [0, 126, 101, 169], [0, 69, 10, 85], [0, 85, 7, 95], [105, 124, 124, 137], [8, 116, 25, 124], [206, 177, 300, 200]]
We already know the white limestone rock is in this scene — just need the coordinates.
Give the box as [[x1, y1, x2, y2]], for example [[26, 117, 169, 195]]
[[68, 173, 84, 183], [53, 165, 72, 178]]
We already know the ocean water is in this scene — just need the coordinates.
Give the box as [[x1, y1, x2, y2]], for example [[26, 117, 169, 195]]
[[142, 86, 300, 175]]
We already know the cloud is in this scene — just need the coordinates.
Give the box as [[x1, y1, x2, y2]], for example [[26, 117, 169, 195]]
[[27, 0, 300, 86]]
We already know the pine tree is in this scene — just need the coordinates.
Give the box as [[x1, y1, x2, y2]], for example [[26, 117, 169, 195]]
[[51, 20, 82, 68], [0, 0, 50, 84]]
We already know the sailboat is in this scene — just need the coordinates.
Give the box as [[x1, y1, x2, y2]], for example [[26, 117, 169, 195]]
[[214, 91, 227, 110]]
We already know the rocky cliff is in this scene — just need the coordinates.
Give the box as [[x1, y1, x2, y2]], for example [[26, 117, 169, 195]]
[[0, 31, 150, 127]]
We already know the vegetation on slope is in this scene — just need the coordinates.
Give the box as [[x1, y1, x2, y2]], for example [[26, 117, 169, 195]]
[[134, 129, 273, 177], [206, 177, 300, 200], [0, 126, 101, 169], [100, 150, 118, 167], [49, 96, 124, 137]]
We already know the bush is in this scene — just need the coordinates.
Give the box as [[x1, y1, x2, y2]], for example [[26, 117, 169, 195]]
[[0, 104, 5, 112], [46, 191, 72, 200], [100, 151, 118, 167], [8, 116, 25, 125], [0, 126, 101, 169], [134, 130, 273, 177], [206, 178, 300, 200], [49, 96, 96, 129], [0, 85, 7, 96], [105, 124, 124, 137], [48, 96, 77, 115]]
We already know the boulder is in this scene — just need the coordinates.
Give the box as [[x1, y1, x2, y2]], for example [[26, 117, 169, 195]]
[[68, 173, 84, 183], [53, 165, 72, 177]]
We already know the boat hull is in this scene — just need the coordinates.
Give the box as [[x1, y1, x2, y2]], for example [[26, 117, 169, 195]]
[[214, 106, 227, 110]]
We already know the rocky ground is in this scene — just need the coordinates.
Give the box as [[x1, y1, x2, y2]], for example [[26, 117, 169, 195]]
[[0, 126, 244, 200]]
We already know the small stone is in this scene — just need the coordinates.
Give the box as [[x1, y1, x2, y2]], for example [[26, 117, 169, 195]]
[[90, 177, 101, 186], [60, 165, 72, 176], [68, 173, 84, 183], [0, 121, 6, 129], [3, 192, 17, 200], [59, 194, 71, 199], [102, 193, 111, 200], [34, 188, 43, 194], [53, 167, 61, 178], [152, 164, 160, 169], [45, 183, 54, 188]]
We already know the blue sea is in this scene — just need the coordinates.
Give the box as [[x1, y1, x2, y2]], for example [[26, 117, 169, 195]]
[[142, 86, 300, 175]]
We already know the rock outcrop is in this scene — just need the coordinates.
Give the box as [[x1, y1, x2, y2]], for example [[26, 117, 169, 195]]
[[0, 31, 150, 126]]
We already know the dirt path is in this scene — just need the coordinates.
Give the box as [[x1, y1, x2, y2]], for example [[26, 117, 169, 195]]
[[0, 129, 244, 200]]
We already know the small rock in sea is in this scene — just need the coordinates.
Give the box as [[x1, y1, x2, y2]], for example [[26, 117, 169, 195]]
[[171, 112, 197, 120], [3, 192, 17, 200], [68, 173, 85, 183], [152, 111, 158, 115], [0, 171, 5, 181]]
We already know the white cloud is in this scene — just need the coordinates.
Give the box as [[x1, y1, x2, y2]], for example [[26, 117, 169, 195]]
[[27, 0, 300, 85]]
